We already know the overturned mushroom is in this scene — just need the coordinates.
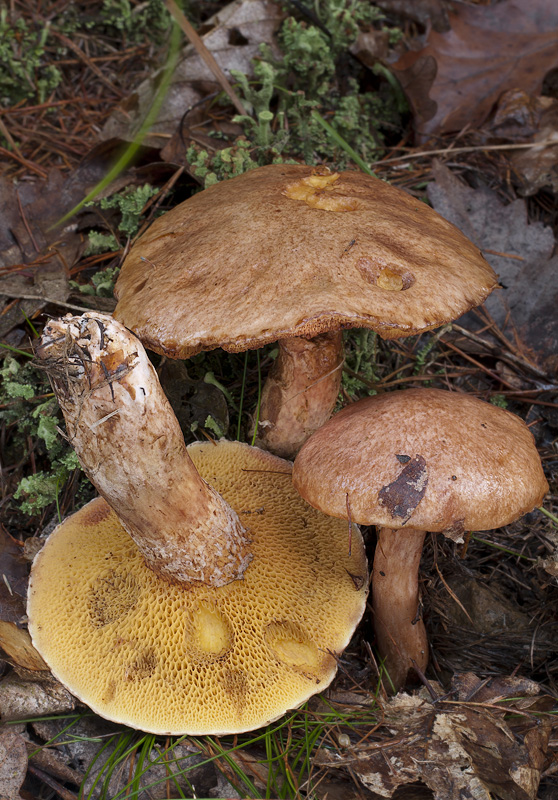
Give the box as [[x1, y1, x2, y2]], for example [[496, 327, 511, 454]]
[[113, 165, 497, 457], [292, 388, 548, 691], [27, 313, 368, 734]]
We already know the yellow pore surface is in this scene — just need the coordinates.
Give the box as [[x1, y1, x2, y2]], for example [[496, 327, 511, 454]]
[[28, 441, 368, 735]]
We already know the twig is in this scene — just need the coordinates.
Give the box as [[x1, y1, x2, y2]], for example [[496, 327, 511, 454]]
[[0, 290, 94, 313], [375, 139, 558, 167], [16, 190, 40, 252], [441, 340, 519, 390], [450, 324, 552, 381], [50, 30, 125, 97]]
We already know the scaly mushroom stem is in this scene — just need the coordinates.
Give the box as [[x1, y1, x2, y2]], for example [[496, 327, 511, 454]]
[[372, 527, 428, 692], [36, 313, 252, 587], [256, 331, 344, 459]]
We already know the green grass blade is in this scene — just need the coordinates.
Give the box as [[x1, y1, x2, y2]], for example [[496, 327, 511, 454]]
[[310, 111, 377, 177], [52, 22, 182, 230]]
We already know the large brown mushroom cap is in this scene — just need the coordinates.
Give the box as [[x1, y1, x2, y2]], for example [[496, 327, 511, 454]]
[[27, 440, 367, 736], [293, 388, 548, 535], [114, 166, 497, 359]]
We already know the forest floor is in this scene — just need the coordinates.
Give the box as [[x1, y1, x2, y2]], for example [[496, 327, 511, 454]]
[[1, 1, 557, 798]]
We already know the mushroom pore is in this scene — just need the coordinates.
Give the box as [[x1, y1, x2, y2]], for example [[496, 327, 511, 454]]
[[28, 313, 369, 734]]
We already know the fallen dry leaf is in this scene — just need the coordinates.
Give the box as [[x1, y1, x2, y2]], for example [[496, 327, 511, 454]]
[[375, 0, 450, 33], [427, 162, 558, 371], [391, 1, 558, 141], [103, 0, 284, 146], [482, 89, 558, 196], [317, 673, 553, 800], [0, 622, 48, 673], [510, 106, 558, 196]]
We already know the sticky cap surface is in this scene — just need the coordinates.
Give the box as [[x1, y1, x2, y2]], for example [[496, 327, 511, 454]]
[[293, 388, 548, 534], [114, 165, 497, 358]]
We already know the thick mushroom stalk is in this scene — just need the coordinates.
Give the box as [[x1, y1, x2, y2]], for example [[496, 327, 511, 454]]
[[36, 313, 252, 586], [255, 331, 344, 459], [372, 528, 428, 690]]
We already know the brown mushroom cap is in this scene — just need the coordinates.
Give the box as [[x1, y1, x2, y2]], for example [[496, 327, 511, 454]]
[[113, 166, 497, 359], [292, 388, 548, 534], [27, 440, 367, 736]]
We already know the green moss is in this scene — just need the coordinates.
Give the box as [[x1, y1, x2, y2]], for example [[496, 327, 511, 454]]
[[0, 10, 61, 106], [187, 0, 405, 180]]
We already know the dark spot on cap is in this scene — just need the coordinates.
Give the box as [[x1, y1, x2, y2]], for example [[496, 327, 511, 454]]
[[378, 455, 428, 523]]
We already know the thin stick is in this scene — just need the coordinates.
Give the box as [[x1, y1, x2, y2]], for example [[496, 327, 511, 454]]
[[0, 291, 94, 313], [374, 139, 558, 167], [0, 143, 48, 178], [164, 0, 247, 116]]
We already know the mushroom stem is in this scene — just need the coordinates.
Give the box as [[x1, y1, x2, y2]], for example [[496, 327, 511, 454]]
[[255, 331, 344, 459], [36, 313, 252, 587], [372, 527, 428, 692]]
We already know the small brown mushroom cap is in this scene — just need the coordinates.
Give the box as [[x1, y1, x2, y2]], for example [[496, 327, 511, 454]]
[[292, 388, 548, 535], [113, 166, 497, 359], [27, 440, 367, 736]]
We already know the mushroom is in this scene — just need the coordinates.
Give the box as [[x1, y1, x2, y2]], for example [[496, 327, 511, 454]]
[[27, 313, 368, 734], [113, 165, 497, 458], [292, 388, 548, 691]]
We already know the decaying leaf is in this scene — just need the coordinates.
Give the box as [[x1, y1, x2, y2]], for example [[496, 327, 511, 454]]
[[510, 105, 558, 196], [374, 0, 450, 33], [317, 673, 553, 800], [427, 162, 558, 371], [103, 0, 284, 146], [0, 729, 27, 800], [391, 1, 558, 141], [482, 90, 558, 196], [0, 527, 49, 673]]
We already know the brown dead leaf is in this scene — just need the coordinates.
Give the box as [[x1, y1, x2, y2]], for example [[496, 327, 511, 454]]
[[427, 162, 558, 372], [443, 578, 531, 636], [26, 742, 84, 788], [318, 674, 553, 800], [482, 90, 558, 196], [0, 622, 49, 672], [511, 105, 558, 196], [374, 0, 450, 33], [391, 1, 558, 141]]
